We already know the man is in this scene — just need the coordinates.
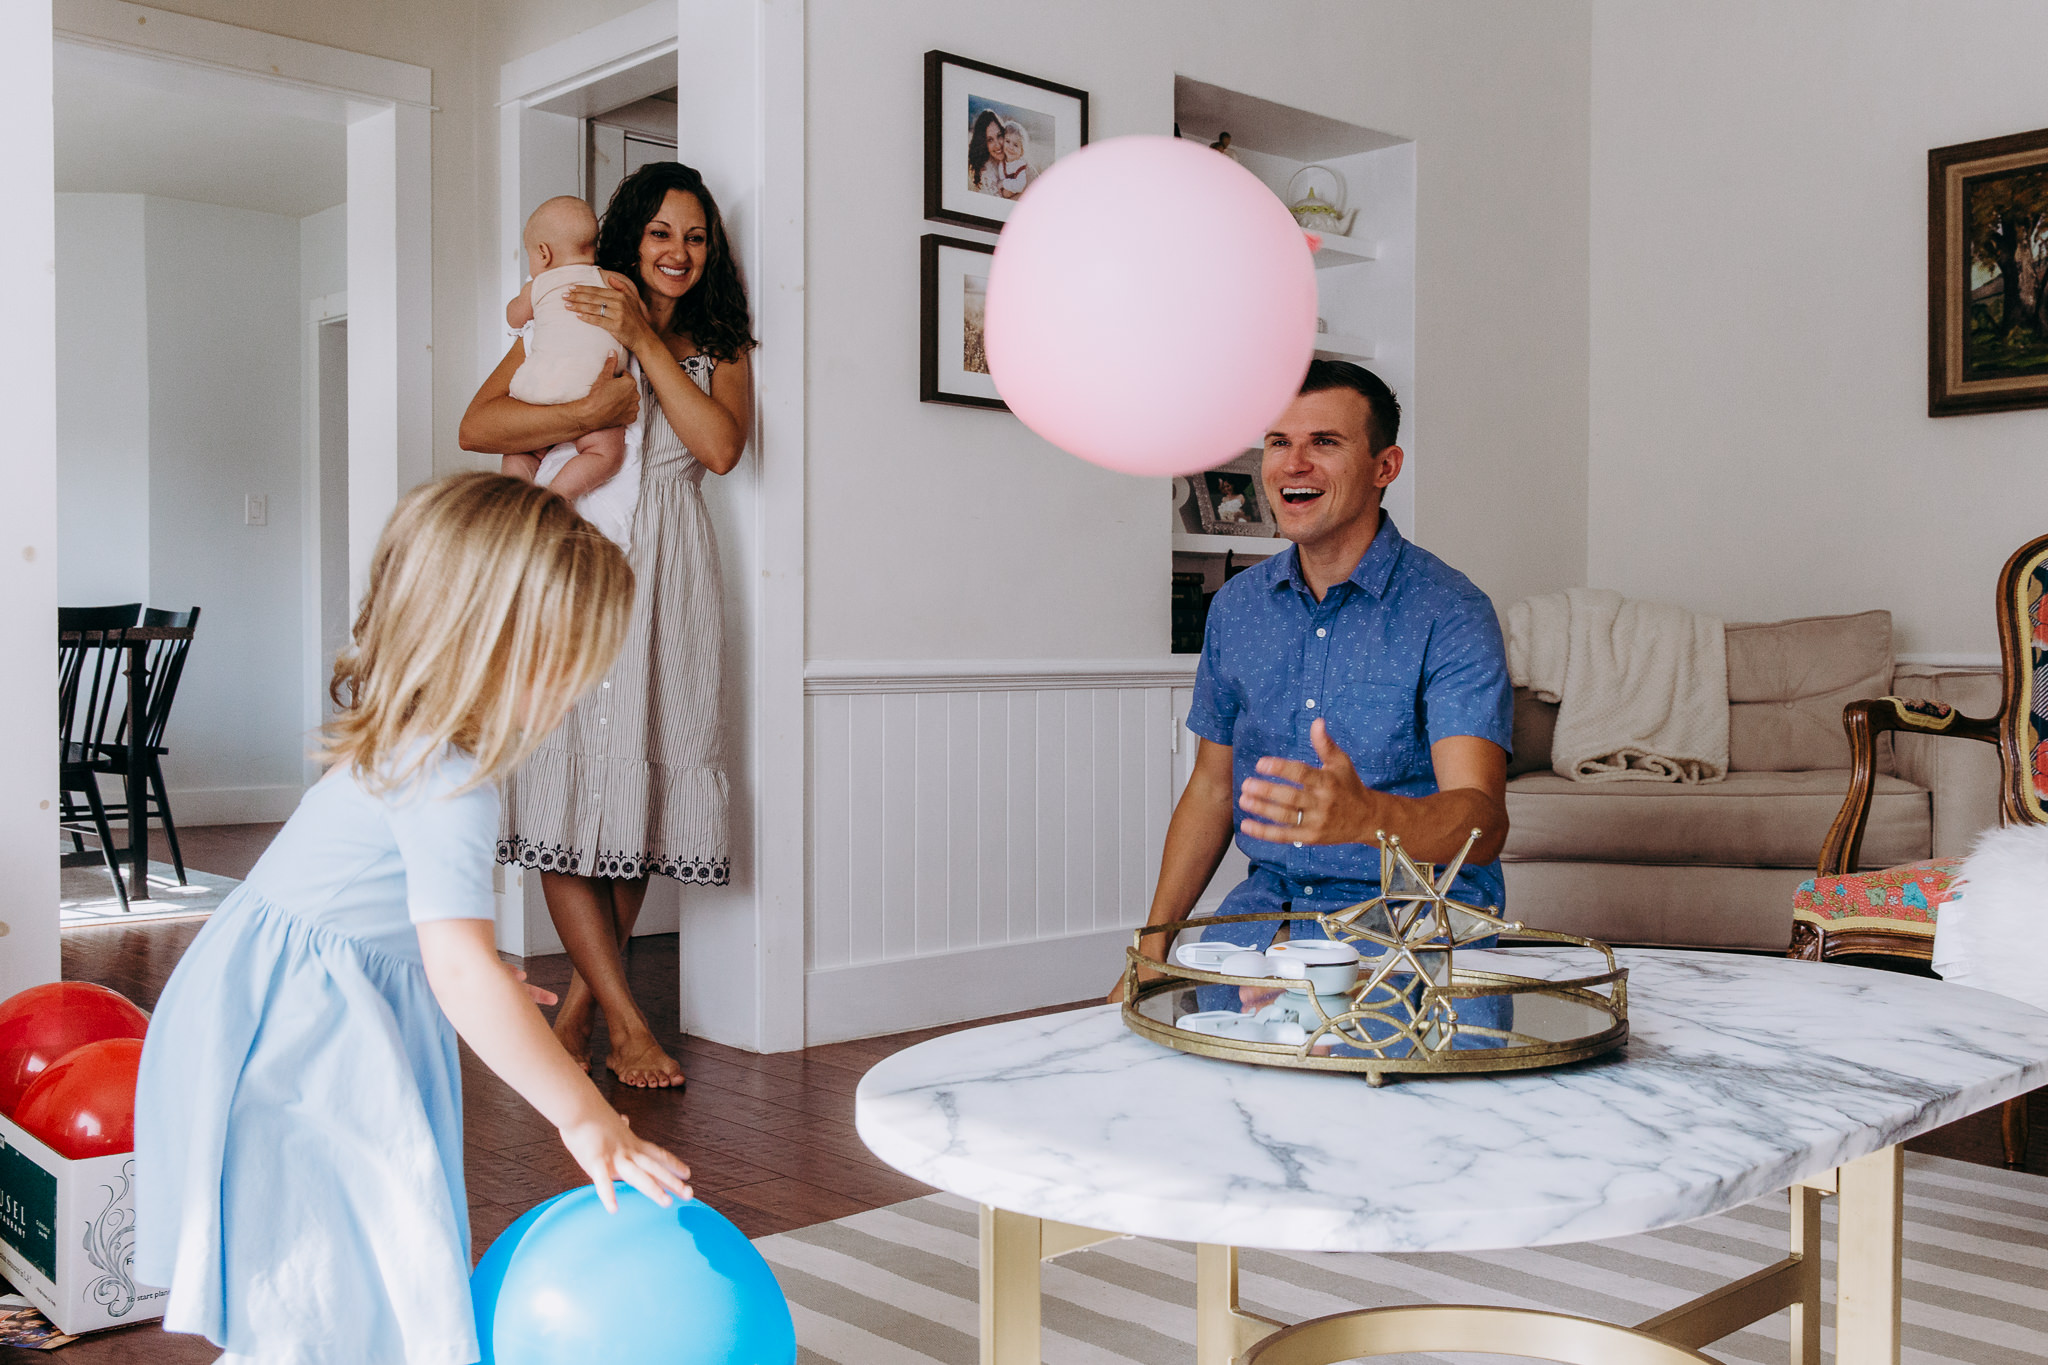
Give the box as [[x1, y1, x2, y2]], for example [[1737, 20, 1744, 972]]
[[1109, 360, 1512, 999]]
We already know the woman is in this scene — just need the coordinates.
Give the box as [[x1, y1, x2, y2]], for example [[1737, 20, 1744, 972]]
[[968, 108, 1005, 196], [459, 163, 753, 1088]]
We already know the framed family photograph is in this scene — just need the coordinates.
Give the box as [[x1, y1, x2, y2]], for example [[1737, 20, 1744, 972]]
[[1191, 452, 1277, 537], [924, 50, 1088, 234], [921, 234, 1004, 409], [1931, 126, 2048, 416]]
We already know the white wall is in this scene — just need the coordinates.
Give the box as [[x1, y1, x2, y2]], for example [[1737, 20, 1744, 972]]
[[55, 194, 150, 607], [0, 0, 60, 998], [1590, 0, 2048, 658], [144, 196, 306, 821], [805, 0, 1592, 663]]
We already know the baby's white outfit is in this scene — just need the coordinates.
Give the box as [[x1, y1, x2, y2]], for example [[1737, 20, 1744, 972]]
[[509, 263, 641, 551]]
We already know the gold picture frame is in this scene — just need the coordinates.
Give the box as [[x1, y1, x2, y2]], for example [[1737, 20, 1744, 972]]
[[1930, 125, 2048, 416]]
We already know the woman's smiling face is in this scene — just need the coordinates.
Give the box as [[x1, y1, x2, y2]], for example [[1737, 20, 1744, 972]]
[[984, 119, 1007, 163], [638, 189, 709, 301]]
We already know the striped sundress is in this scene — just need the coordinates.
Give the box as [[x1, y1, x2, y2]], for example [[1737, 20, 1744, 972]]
[[498, 354, 730, 884]]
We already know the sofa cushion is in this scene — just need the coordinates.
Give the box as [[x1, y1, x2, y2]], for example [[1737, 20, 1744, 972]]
[[1503, 768, 1929, 868], [1725, 611, 1893, 771]]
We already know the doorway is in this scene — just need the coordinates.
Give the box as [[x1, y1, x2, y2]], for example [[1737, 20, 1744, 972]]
[[315, 315, 350, 723]]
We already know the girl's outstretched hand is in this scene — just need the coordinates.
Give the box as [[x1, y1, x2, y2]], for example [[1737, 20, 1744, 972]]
[[560, 1107, 693, 1213]]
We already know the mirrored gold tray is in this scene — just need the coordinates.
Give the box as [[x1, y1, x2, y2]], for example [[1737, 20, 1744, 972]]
[[1119, 834, 1629, 1084]]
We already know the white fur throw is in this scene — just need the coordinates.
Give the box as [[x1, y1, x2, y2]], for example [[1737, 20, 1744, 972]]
[[1935, 824, 2048, 1013], [1506, 588, 1728, 783]]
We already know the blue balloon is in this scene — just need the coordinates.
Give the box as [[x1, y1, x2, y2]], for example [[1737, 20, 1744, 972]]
[[471, 1187, 796, 1365]]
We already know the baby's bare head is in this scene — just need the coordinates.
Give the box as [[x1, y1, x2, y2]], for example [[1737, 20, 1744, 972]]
[[523, 196, 599, 273]]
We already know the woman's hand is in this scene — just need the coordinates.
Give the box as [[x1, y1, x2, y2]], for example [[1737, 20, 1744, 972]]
[[564, 281, 657, 359], [559, 1106, 694, 1213], [574, 354, 641, 432]]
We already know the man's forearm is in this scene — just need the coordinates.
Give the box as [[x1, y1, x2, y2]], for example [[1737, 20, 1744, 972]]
[[1137, 783, 1238, 954], [1346, 785, 1506, 866]]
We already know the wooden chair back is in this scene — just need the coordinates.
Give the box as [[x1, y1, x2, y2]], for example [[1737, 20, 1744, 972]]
[[116, 611, 201, 754], [1993, 534, 2048, 829], [57, 627, 132, 764]]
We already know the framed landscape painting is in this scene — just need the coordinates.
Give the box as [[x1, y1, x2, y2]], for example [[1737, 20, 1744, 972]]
[[920, 234, 1005, 409], [1931, 126, 2048, 415], [924, 50, 1088, 234]]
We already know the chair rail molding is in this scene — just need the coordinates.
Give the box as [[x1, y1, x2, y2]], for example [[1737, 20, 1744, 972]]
[[805, 658, 1200, 695]]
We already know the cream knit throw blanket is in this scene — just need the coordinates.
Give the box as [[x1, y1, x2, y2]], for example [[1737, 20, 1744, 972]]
[[1507, 589, 1728, 783]]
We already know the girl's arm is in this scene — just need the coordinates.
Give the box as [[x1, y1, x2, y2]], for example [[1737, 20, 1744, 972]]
[[502, 452, 541, 481], [416, 918, 691, 1211], [458, 339, 640, 456], [506, 280, 535, 330], [561, 282, 752, 474]]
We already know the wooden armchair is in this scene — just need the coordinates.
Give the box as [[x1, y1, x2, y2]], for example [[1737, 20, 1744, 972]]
[[1790, 532, 2048, 1166]]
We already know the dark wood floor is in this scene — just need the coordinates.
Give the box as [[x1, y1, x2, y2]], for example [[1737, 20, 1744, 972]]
[[19, 824, 2046, 1360]]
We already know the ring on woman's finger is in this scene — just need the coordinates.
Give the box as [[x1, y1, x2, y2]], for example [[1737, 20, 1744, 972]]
[[1295, 808, 1304, 826]]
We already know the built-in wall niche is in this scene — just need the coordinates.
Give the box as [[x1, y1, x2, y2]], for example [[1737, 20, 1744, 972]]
[[1168, 76, 1417, 651]]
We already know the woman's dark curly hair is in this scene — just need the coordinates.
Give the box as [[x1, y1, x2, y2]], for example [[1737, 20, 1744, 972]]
[[968, 109, 1001, 182], [595, 161, 756, 363]]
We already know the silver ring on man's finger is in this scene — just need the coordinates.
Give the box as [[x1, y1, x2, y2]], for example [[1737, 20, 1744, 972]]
[[600, 303, 608, 317], [1295, 808, 1304, 826]]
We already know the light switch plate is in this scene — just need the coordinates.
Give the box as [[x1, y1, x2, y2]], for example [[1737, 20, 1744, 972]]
[[245, 494, 268, 526]]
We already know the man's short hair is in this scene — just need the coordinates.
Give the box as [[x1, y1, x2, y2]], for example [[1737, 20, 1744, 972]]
[[1299, 359, 1400, 453]]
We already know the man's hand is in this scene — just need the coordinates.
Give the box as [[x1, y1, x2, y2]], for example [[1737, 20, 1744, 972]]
[[1237, 718, 1374, 845]]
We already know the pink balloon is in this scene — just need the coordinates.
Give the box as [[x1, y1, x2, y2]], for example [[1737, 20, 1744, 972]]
[[985, 135, 1319, 478]]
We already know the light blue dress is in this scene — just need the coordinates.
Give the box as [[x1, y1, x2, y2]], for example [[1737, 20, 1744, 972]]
[[135, 748, 498, 1365]]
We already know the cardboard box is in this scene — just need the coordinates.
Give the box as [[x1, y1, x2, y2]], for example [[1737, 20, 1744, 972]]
[[0, 1114, 165, 1335]]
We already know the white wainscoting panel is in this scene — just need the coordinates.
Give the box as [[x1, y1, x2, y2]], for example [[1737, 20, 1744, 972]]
[[804, 660, 1197, 1044]]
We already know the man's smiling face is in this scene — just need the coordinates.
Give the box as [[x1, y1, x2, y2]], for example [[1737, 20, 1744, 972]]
[[1260, 387, 1401, 551]]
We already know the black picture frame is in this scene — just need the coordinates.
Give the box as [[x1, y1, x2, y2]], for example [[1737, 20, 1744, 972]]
[[920, 233, 1006, 410], [924, 50, 1089, 234]]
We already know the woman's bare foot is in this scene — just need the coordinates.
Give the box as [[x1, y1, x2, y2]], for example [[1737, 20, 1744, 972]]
[[608, 1032, 686, 1088], [551, 974, 597, 1073]]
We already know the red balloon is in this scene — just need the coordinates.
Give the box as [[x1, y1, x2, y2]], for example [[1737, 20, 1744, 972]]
[[0, 983, 149, 1117], [13, 1038, 143, 1159]]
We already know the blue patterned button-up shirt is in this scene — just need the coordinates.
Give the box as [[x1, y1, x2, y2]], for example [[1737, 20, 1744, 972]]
[[1186, 513, 1514, 916]]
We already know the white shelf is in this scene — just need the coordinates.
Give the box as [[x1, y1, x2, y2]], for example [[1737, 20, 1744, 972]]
[[1313, 332, 1375, 363], [1311, 233, 1376, 268], [1173, 531, 1290, 556]]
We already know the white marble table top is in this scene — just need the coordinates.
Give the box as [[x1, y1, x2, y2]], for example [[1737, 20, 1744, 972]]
[[855, 951, 2048, 1253]]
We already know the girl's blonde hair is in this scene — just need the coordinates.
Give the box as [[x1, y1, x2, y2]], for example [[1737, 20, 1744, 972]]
[[321, 472, 632, 792]]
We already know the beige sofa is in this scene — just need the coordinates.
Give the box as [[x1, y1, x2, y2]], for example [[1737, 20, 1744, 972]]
[[1501, 611, 2002, 950]]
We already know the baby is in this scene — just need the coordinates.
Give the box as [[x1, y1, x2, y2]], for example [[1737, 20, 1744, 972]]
[[503, 196, 642, 548], [996, 122, 1032, 198]]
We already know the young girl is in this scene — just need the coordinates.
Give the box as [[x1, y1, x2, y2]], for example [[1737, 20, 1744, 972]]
[[135, 472, 691, 1365]]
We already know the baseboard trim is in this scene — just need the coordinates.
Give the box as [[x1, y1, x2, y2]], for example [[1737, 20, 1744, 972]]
[[164, 784, 304, 826], [804, 927, 1130, 1045]]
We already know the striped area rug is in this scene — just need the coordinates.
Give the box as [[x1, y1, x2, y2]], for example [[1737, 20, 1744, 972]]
[[755, 1153, 2046, 1364]]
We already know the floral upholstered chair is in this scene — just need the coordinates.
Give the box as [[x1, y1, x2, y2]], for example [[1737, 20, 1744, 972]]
[[1791, 533, 2048, 1168]]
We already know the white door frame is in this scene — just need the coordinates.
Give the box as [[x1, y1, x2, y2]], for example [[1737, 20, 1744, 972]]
[[494, 1, 805, 1051], [0, 1, 429, 995], [1, 0, 61, 999], [54, 0, 432, 622]]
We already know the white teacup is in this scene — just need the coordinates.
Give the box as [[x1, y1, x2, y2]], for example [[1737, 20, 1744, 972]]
[[1265, 940, 1360, 994]]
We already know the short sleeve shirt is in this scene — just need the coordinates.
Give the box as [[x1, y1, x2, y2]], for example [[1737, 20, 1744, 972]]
[[1186, 515, 1514, 908]]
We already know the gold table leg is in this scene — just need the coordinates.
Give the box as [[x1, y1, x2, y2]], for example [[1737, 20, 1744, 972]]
[[1196, 1244, 1284, 1365], [978, 1206, 1122, 1365], [1835, 1144, 1904, 1365], [1787, 1182, 1823, 1365], [979, 1206, 1041, 1365]]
